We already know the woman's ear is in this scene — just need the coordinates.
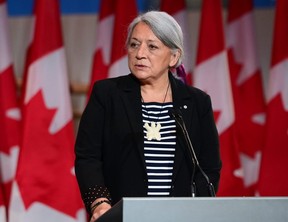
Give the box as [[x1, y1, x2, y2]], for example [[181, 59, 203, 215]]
[[169, 50, 181, 68]]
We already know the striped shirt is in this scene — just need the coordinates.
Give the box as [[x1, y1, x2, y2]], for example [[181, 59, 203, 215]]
[[142, 102, 176, 196]]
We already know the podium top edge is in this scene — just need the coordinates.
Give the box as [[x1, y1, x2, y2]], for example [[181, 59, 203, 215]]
[[121, 197, 288, 201]]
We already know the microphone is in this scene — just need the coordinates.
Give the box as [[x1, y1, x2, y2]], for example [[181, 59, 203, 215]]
[[169, 109, 216, 197]]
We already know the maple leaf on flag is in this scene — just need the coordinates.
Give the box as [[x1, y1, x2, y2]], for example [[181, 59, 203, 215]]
[[194, 0, 245, 196], [9, 0, 84, 221], [16, 91, 81, 217], [226, 0, 266, 196], [258, 95, 288, 195], [239, 151, 261, 188], [0, 0, 21, 210], [0, 66, 21, 155], [227, 48, 266, 157], [256, 0, 288, 196]]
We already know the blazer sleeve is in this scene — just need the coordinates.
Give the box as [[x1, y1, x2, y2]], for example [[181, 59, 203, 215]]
[[74, 81, 111, 212]]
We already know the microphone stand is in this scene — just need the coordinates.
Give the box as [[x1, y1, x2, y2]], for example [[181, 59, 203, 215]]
[[169, 110, 216, 197]]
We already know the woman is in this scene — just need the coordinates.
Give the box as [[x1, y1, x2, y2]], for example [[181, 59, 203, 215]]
[[75, 11, 221, 221]]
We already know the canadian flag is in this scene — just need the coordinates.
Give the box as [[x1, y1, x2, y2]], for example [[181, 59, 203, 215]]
[[89, 0, 137, 97], [88, 0, 115, 96], [160, 0, 193, 84], [226, 0, 266, 196], [258, 0, 288, 196], [194, 0, 244, 195], [8, 0, 86, 221], [0, 0, 21, 216]]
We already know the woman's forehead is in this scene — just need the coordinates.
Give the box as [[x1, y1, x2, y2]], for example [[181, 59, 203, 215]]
[[131, 22, 161, 43]]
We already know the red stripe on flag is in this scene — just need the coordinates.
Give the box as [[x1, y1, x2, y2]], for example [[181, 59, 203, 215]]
[[196, 0, 225, 64], [28, 0, 63, 64], [227, 0, 253, 22], [270, 0, 288, 66], [98, 0, 115, 19], [258, 0, 288, 196], [160, 0, 185, 14], [110, 0, 137, 65]]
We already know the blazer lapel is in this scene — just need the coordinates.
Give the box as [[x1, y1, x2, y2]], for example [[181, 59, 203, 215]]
[[118, 74, 147, 169]]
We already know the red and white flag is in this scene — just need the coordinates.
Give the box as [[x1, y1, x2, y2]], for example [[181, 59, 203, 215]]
[[88, 0, 115, 96], [0, 0, 21, 215], [108, 0, 137, 78], [194, 0, 244, 196], [88, 0, 137, 97], [226, 0, 266, 196], [258, 0, 288, 196], [9, 0, 86, 221], [160, 0, 193, 84]]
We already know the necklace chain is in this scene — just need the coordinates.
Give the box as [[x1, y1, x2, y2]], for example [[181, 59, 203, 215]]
[[162, 82, 170, 104], [142, 82, 170, 141], [141, 82, 170, 104]]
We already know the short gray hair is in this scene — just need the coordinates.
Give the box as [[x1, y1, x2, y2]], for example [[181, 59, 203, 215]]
[[126, 11, 184, 68]]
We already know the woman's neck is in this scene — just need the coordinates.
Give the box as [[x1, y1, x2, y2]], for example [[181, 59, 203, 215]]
[[140, 80, 172, 103]]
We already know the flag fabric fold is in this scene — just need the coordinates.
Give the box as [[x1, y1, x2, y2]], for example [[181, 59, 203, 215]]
[[258, 0, 288, 196], [0, 1, 21, 220], [194, 0, 244, 196], [9, 0, 86, 221], [226, 0, 266, 196]]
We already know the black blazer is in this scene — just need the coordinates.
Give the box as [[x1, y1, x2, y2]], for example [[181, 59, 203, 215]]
[[75, 73, 221, 205]]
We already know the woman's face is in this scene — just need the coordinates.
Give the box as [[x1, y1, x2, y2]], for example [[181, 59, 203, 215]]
[[127, 22, 179, 82]]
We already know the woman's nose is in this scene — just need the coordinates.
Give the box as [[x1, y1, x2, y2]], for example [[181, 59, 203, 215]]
[[136, 44, 147, 59]]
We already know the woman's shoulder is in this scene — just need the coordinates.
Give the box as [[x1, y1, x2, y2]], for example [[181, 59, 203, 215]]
[[188, 85, 210, 100], [92, 74, 136, 91], [93, 74, 130, 85]]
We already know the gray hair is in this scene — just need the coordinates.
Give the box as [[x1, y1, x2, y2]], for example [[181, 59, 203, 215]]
[[126, 11, 184, 68]]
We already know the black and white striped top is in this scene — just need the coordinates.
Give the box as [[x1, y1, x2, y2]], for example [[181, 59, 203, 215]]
[[142, 102, 176, 196]]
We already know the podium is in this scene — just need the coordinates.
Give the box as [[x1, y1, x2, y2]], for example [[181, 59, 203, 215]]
[[97, 197, 288, 222]]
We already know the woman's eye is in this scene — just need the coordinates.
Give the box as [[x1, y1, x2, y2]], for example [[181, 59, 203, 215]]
[[149, 44, 158, 50], [130, 42, 139, 48]]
